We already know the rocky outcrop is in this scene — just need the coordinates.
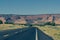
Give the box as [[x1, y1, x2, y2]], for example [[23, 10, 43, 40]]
[[0, 17, 6, 24]]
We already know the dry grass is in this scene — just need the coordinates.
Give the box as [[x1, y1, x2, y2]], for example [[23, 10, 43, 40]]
[[37, 25, 60, 40], [0, 24, 26, 31]]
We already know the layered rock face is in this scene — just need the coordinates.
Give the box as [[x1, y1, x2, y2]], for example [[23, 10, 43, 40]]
[[0, 14, 60, 24]]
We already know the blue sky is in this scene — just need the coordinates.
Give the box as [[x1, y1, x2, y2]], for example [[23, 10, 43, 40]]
[[0, 0, 60, 15]]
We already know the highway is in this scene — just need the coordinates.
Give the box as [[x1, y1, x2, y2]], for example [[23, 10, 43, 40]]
[[0, 27, 53, 40]]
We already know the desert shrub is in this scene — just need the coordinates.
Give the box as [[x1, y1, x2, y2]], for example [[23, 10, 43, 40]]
[[45, 22, 51, 25], [25, 24, 33, 27], [5, 21, 14, 24]]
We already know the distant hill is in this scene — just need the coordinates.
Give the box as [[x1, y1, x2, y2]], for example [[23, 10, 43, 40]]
[[0, 14, 60, 24]]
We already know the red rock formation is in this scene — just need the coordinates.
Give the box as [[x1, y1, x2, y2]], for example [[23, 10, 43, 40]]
[[0, 14, 60, 24]]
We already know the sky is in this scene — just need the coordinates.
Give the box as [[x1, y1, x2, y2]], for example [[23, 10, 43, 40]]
[[0, 0, 60, 15]]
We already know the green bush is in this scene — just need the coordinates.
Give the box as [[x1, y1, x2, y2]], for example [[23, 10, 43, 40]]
[[51, 22, 55, 26], [45, 22, 55, 26], [0, 20, 3, 24]]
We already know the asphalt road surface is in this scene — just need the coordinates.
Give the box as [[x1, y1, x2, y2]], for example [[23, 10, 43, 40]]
[[0, 27, 53, 40]]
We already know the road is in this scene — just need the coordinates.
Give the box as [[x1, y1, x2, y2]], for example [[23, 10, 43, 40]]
[[0, 27, 53, 40]]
